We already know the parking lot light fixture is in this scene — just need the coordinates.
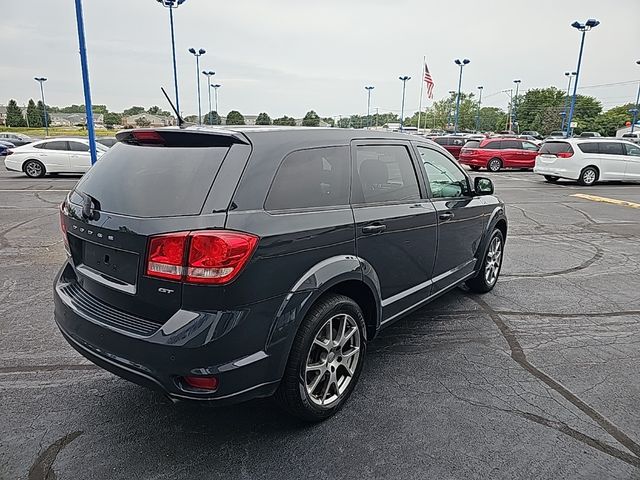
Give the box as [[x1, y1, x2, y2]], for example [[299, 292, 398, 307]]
[[475, 86, 483, 131], [202, 70, 215, 125], [513, 80, 521, 133], [565, 19, 600, 137], [561, 71, 577, 131], [188, 47, 206, 124], [156, 0, 186, 117], [211, 84, 221, 123], [631, 60, 640, 134], [399, 76, 411, 131], [34, 77, 48, 136], [365, 86, 374, 129], [453, 58, 470, 134]]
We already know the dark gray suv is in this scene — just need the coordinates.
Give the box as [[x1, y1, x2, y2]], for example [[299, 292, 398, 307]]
[[54, 127, 507, 421]]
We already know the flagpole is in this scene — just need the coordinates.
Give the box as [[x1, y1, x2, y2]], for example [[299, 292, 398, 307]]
[[417, 56, 425, 133]]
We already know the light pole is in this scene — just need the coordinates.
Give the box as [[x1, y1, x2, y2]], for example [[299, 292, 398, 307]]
[[565, 18, 600, 137], [73, 0, 97, 165], [561, 71, 576, 130], [211, 84, 221, 124], [453, 58, 470, 133], [475, 86, 483, 131], [365, 86, 374, 128], [188, 47, 206, 124], [34, 77, 48, 136], [202, 70, 215, 125], [631, 60, 640, 134], [156, 0, 186, 116], [399, 76, 411, 131], [446, 90, 456, 129], [512, 79, 521, 133]]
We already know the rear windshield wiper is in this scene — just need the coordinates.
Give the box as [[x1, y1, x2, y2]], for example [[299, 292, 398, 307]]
[[78, 191, 101, 220]]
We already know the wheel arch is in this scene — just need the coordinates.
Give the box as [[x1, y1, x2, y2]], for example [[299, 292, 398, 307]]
[[474, 206, 507, 270]]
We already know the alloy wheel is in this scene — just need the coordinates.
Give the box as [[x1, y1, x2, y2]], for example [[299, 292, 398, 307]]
[[582, 169, 596, 185], [488, 159, 501, 172], [484, 236, 502, 286], [25, 161, 43, 177], [305, 313, 361, 407]]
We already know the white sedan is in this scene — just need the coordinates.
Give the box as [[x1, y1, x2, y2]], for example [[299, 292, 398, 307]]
[[4, 137, 108, 178], [534, 138, 640, 186]]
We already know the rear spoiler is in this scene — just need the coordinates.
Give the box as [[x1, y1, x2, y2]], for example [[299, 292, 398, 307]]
[[115, 128, 249, 147]]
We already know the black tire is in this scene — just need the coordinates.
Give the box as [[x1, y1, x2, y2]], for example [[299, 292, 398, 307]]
[[466, 229, 504, 293], [23, 159, 46, 178], [275, 293, 367, 422], [544, 175, 559, 183], [487, 158, 502, 172], [578, 167, 598, 186], [470, 166, 481, 171]]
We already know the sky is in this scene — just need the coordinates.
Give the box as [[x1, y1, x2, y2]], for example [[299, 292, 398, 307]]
[[2, 0, 639, 119]]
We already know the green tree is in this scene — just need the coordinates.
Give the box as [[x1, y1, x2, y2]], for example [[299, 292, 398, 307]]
[[273, 115, 297, 126], [60, 104, 86, 113], [184, 115, 199, 123], [135, 116, 151, 127], [36, 101, 50, 127], [104, 112, 122, 128], [429, 92, 477, 130], [321, 117, 335, 127], [255, 112, 272, 125], [337, 117, 351, 128], [123, 106, 146, 116], [477, 107, 507, 132], [226, 110, 245, 125], [147, 105, 171, 116], [202, 111, 221, 125], [302, 110, 320, 127], [5, 99, 26, 127], [26, 99, 42, 127], [582, 103, 634, 136]]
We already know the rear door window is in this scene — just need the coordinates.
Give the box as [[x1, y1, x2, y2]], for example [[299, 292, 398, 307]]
[[353, 145, 421, 204], [502, 140, 521, 150], [73, 143, 230, 217], [265, 146, 350, 210], [41, 141, 69, 151], [68, 141, 90, 152], [578, 142, 599, 154], [540, 142, 573, 155], [483, 141, 502, 150], [624, 143, 640, 156], [433, 138, 449, 146], [599, 142, 625, 155]]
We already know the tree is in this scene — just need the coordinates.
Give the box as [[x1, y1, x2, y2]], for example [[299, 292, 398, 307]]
[[302, 110, 320, 126], [428, 92, 477, 130], [60, 104, 86, 113], [321, 117, 335, 127], [273, 115, 297, 126], [6, 99, 26, 127], [26, 99, 42, 128], [36, 101, 50, 127], [147, 105, 171, 116], [184, 115, 199, 123], [202, 111, 221, 125], [337, 117, 351, 128], [226, 110, 246, 125], [123, 106, 146, 116], [255, 112, 272, 125], [477, 107, 507, 132], [582, 103, 634, 136], [135, 116, 152, 127], [104, 112, 122, 128]]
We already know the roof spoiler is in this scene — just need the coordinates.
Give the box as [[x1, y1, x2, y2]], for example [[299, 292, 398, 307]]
[[115, 129, 249, 147]]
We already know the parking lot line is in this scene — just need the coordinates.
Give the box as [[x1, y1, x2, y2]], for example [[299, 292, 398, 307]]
[[0, 189, 70, 192], [571, 193, 640, 209]]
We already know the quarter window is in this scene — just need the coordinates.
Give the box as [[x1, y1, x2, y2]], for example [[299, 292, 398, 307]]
[[599, 142, 624, 155], [521, 141, 538, 151], [265, 146, 350, 210], [417, 146, 469, 199], [68, 141, 90, 152], [41, 141, 69, 151], [353, 145, 421, 204], [625, 143, 640, 157]]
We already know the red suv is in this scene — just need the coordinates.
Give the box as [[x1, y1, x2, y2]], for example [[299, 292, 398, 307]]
[[432, 136, 467, 159], [459, 138, 539, 172]]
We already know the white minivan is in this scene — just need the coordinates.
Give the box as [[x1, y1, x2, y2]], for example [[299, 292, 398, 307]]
[[533, 138, 640, 186]]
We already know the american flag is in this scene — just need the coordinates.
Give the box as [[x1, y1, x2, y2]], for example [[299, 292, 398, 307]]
[[424, 62, 435, 99]]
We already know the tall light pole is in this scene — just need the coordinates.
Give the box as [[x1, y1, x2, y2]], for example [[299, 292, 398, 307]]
[[453, 58, 470, 133], [156, 0, 186, 116], [446, 90, 456, 129], [365, 86, 374, 128], [188, 47, 206, 124], [561, 71, 577, 130], [34, 77, 48, 136], [475, 85, 483, 131], [399, 76, 411, 131], [565, 19, 600, 137], [211, 84, 221, 124], [202, 70, 215, 125], [74, 0, 97, 165], [631, 60, 640, 134], [512, 79, 521, 133]]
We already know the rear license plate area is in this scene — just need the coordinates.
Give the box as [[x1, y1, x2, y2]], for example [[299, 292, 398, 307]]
[[81, 241, 139, 285]]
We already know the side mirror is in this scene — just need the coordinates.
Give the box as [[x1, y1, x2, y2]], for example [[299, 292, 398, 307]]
[[474, 177, 494, 195]]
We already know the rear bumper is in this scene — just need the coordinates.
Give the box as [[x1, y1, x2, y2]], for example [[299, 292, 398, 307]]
[[458, 156, 485, 167], [3, 158, 20, 172], [53, 262, 288, 405], [533, 164, 579, 180]]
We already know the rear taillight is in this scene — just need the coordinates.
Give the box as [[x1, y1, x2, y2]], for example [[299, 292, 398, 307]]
[[556, 152, 573, 158], [59, 202, 70, 254], [146, 230, 258, 285], [132, 130, 165, 145], [5, 150, 13, 156]]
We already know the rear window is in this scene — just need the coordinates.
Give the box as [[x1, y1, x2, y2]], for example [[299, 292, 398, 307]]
[[540, 142, 573, 155], [265, 146, 350, 211], [464, 140, 481, 148], [73, 142, 229, 217]]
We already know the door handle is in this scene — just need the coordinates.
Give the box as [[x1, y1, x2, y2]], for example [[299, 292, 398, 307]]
[[362, 224, 386, 234], [439, 211, 454, 221]]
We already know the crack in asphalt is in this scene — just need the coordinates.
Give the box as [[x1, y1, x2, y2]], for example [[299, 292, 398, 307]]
[[502, 245, 604, 278], [469, 295, 640, 464], [0, 364, 100, 374], [0, 212, 57, 249], [27, 431, 83, 480]]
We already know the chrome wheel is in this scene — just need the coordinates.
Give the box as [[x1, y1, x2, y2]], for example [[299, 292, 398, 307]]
[[305, 313, 361, 407], [484, 236, 502, 286], [25, 161, 43, 177], [488, 158, 502, 172], [582, 169, 596, 185]]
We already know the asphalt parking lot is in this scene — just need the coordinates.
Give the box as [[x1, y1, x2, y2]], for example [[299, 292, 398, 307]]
[[1, 167, 639, 479]]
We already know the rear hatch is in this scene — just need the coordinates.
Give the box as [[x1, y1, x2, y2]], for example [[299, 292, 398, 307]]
[[538, 141, 574, 164], [60, 129, 249, 325]]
